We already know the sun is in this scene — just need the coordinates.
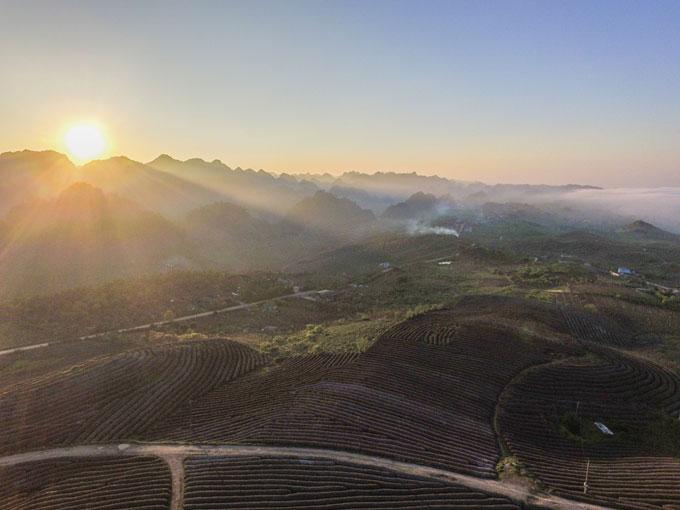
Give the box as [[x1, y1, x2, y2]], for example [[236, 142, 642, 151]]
[[64, 124, 107, 163]]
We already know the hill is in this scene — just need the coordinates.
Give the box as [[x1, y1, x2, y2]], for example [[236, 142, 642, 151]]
[[333, 171, 599, 203], [619, 220, 680, 243], [0, 150, 75, 214], [147, 154, 318, 216], [183, 202, 283, 270], [284, 190, 376, 238], [381, 191, 441, 220], [4, 293, 677, 509], [0, 183, 193, 298], [79, 156, 226, 217]]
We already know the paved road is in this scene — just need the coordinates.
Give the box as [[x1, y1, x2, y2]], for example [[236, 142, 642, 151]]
[[0, 443, 610, 510], [0, 290, 329, 357]]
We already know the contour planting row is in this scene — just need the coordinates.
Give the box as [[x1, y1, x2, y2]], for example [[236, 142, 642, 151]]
[[396, 295, 578, 347], [498, 349, 680, 509], [183, 455, 519, 509], [561, 308, 634, 347], [458, 295, 572, 332], [563, 291, 680, 346], [0, 456, 171, 510], [0, 339, 266, 455], [150, 309, 568, 478]]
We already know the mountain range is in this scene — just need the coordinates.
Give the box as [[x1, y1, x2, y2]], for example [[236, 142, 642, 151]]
[[1, 149, 675, 299], [0, 150, 599, 218]]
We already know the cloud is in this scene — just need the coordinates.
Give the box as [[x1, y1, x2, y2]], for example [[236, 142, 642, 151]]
[[562, 187, 680, 233]]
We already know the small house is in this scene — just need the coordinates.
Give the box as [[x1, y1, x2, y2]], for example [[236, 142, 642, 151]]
[[617, 267, 635, 277]]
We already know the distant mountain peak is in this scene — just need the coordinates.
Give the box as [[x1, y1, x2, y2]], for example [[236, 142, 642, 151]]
[[406, 191, 438, 204], [381, 191, 448, 221], [0, 149, 74, 166], [87, 155, 134, 165], [626, 219, 655, 230], [58, 181, 105, 197], [185, 157, 208, 165], [286, 190, 375, 236], [619, 219, 679, 242], [148, 154, 180, 165]]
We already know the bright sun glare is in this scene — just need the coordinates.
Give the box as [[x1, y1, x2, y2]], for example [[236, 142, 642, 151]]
[[65, 124, 107, 163]]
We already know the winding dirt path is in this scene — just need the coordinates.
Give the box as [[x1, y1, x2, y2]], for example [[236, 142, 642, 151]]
[[0, 443, 611, 510], [163, 454, 184, 510], [0, 289, 329, 357], [78, 289, 328, 340]]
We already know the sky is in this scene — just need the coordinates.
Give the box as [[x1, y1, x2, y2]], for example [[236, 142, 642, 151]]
[[1, 0, 679, 186]]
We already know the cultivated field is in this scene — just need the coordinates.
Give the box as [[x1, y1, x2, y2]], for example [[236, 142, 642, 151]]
[[0, 339, 266, 454], [0, 456, 171, 510], [183, 456, 520, 509], [1, 294, 679, 509], [499, 343, 680, 509], [147, 296, 578, 478]]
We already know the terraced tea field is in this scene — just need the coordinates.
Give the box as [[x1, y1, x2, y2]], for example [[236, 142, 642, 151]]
[[498, 346, 680, 509], [183, 456, 520, 509], [0, 339, 266, 454], [147, 300, 575, 478], [1, 295, 678, 509], [0, 456, 172, 510]]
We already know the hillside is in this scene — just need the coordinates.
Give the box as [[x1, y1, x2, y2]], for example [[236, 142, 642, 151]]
[[79, 156, 227, 217], [284, 190, 376, 238], [148, 154, 317, 216], [1, 149, 679, 297], [0, 150, 75, 214], [2, 294, 679, 509], [6, 4, 680, 509], [381, 191, 441, 220], [183, 202, 284, 270], [619, 220, 680, 243], [0, 183, 193, 298]]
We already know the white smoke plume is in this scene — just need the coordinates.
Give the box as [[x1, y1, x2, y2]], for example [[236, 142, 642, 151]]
[[406, 221, 460, 237]]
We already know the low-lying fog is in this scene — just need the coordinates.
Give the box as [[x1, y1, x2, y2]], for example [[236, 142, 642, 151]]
[[560, 187, 680, 234]]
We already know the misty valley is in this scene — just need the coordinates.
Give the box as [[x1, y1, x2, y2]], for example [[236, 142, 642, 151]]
[[3, 1, 680, 509]]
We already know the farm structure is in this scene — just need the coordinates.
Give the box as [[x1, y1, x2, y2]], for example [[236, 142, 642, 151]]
[[617, 267, 636, 277]]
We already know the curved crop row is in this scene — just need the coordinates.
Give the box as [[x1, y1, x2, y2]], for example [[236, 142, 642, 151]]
[[0, 339, 266, 455], [150, 309, 569, 478], [562, 309, 633, 347], [183, 455, 519, 509], [554, 292, 635, 347], [498, 349, 680, 509], [0, 456, 171, 510]]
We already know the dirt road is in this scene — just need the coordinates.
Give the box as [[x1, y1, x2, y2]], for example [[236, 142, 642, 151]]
[[79, 289, 328, 340], [0, 289, 328, 357], [0, 342, 49, 357]]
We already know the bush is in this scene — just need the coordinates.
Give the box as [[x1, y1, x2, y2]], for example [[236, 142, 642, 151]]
[[583, 303, 598, 313], [403, 303, 444, 320]]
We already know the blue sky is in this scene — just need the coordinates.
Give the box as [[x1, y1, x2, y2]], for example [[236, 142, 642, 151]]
[[1, 0, 679, 185]]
